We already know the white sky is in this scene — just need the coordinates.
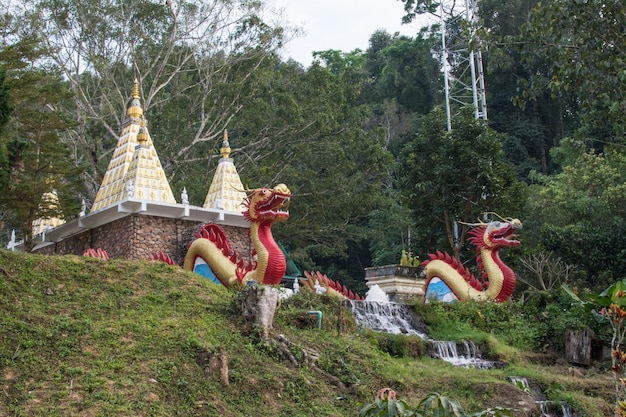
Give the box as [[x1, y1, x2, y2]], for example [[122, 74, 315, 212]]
[[267, 0, 435, 66]]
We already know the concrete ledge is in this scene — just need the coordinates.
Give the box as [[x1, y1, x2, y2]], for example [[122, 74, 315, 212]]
[[365, 265, 425, 303]]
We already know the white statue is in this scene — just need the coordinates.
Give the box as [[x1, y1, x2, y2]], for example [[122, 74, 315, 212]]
[[314, 279, 326, 295], [79, 199, 86, 217], [181, 187, 189, 205], [126, 180, 135, 198], [293, 277, 300, 294], [7, 229, 16, 251]]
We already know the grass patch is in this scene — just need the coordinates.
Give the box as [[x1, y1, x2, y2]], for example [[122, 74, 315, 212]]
[[0, 249, 616, 416]]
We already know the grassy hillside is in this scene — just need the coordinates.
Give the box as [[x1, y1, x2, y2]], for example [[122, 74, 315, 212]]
[[0, 250, 615, 416]]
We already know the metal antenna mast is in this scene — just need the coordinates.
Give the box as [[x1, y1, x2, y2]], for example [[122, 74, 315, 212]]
[[439, 0, 487, 131]]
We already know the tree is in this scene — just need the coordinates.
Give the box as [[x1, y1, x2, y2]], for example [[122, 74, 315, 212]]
[[475, 0, 579, 180], [361, 29, 442, 156], [0, 69, 11, 131], [523, 143, 626, 289], [229, 57, 392, 292], [0, 68, 14, 235], [520, 0, 626, 143], [312, 49, 366, 75], [371, 29, 441, 116], [364, 30, 393, 80], [17, 0, 290, 201], [367, 191, 417, 267], [398, 106, 524, 260], [399, 0, 441, 22], [0, 34, 85, 250]]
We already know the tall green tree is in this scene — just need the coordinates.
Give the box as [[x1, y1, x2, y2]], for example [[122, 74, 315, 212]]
[[376, 32, 440, 116], [0, 68, 14, 235], [521, 0, 626, 143], [398, 106, 524, 260], [0, 34, 85, 250], [18, 0, 290, 202], [399, 0, 585, 181], [524, 142, 626, 289], [228, 56, 392, 292], [0, 70, 11, 130], [476, 0, 579, 180], [367, 191, 417, 267]]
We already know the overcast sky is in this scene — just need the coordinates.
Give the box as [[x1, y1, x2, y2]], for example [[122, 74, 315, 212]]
[[267, 0, 435, 66]]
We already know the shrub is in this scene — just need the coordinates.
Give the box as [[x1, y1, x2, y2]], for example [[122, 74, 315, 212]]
[[368, 333, 424, 358], [360, 388, 512, 417]]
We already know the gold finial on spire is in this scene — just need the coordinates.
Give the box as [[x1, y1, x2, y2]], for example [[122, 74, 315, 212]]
[[127, 79, 143, 119], [132, 78, 140, 99], [137, 118, 148, 145], [219, 129, 231, 159]]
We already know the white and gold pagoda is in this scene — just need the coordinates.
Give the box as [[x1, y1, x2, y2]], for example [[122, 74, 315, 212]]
[[32, 190, 66, 237], [203, 130, 247, 213], [90, 81, 176, 212]]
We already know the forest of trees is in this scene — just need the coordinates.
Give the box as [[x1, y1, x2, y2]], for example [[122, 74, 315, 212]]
[[0, 0, 624, 295]]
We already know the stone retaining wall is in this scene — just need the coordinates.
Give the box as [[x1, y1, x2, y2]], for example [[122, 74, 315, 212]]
[[34, 214, 252, 265]]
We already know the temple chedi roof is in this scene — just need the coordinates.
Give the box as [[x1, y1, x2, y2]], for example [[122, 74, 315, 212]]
[[90, 80, 176, 212], [203, 130, 247, 212], [32, 190, 66, 236]]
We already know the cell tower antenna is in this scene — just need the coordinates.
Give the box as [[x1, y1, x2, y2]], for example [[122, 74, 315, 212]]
[[439, 0, 487, 131]]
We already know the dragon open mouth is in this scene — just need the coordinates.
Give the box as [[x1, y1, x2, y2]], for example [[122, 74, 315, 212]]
[[257, 193, 290, 219], [487, 220, 522, 247], [252, 183, 291, 221]]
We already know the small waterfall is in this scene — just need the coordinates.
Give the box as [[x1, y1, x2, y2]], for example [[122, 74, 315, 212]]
[[432, 340, 498, 369], [345, 300, 428, 338], [537, 400, 573, 417], [346, 300, 501, 368], [508, 376, 530, 393], [508, 377, 574, 417], [346, 296, 515, 370]]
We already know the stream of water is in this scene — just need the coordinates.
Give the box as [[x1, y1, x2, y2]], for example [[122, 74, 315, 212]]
[[431, 340, 499, 369], [346, 300, 429, 338], [346, 292, 576, 415], [508, 377, 574, 417], [346, 294, 499, 369]]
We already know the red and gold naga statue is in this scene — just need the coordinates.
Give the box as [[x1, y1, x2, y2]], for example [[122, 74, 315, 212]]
[[299, 271, 363, 300], [184, 184, 291, 286], [422, 216, 522, 302]]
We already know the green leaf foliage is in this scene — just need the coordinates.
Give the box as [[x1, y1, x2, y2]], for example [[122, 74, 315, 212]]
[[525, 145, 626, 289], [521, 0, 626, 142], [0, 34, 85, 250], [360, 390, 513, 417], [398, 106, 524, 258]]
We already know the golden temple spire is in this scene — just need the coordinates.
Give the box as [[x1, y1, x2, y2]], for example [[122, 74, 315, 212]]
[[127, 79, 143, 119], [122, 135, 176, 204], [219, 129, 231, 159]]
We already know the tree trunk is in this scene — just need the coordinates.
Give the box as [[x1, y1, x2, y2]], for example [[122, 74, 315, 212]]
[[241, 285, 280, 341], [565, 329, 592, 366], [196, 348, 229, 386]]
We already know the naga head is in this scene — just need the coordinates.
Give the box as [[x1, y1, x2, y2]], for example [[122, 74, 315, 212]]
[[242, 183, 291, 223], [468, 217, 522, 250]]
